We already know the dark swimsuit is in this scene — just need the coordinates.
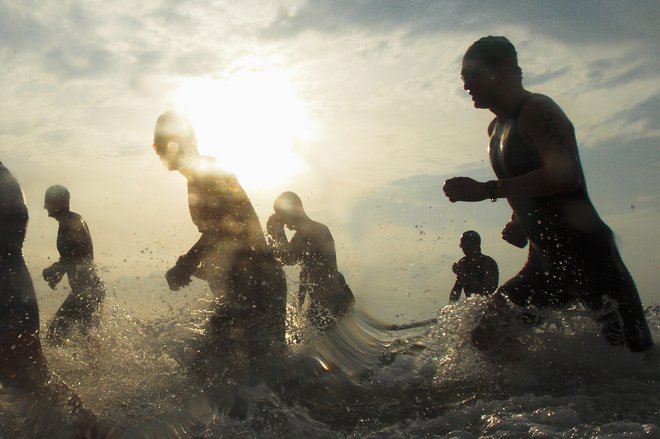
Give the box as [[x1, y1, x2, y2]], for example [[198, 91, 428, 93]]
[[187, 159, 287, 360], [47, 212, 105, 343], [457, 254, 498, 298], [488, 94, 653, 351]]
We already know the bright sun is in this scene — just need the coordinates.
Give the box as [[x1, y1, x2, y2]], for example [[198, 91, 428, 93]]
[[173, 67, 313, 190]]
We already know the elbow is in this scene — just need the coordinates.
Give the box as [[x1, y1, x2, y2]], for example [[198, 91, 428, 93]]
[[546, 159, 581, 194]]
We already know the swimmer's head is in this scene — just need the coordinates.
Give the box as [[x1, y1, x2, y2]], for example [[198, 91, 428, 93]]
[[273, 191, 306, 227], [44, 185, 70, 217], [461, 230, 481, 244], [460, 230, 481, 255], [153, 111, 198, 171], [463, 36, 522, 83]]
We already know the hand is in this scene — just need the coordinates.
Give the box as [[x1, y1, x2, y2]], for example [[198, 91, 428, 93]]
[[42, 265, 64, 290], [165, 256, 196, 291], [267, 213, 286, 241], [502, 219, 528, 248], [452, 263, 468, 283], [443, 177, 489, 202]]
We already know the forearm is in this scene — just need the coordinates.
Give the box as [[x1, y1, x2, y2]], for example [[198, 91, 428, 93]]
[[48, 260, 67, 274], [269, 236, 297, 266], [182, 232, 221, 266], [489, 164, 580, 200], [449, 281, 462, 302]]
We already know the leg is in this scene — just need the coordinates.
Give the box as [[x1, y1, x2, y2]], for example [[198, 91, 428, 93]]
[[46, 291, 84, 344], [229, 250, 287, 360], [580, 242, 654, 352], [77, 275, 106, 337], [0, 260, 49, 388], [471, 246, 569, 351]]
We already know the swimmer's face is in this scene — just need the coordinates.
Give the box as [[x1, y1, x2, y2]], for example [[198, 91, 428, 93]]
[[274, 210, 296, 230], [44, 198, 57, 217], [461, 58, 496, 109], [153, 135, 184, 171], [460, 237, 480, 256], [44, 196, 65, 218]]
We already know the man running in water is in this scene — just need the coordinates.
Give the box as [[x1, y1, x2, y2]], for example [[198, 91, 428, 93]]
[[0, 162, 50, 387], [267, 191, 355, 332], [0, 162, 98, 436], [151, 111, 287, 366], [449, 230, 498, 303], [42, 185, 105, 345], [443, 36, 653, 352]]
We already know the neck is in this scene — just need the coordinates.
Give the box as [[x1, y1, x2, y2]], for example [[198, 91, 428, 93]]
[[178, 155, 201, 179], [490, 86, 529, 120], [53, 209, 70, 221]]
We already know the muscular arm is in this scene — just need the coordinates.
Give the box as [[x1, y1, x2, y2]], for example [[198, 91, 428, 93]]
[[444, 95, 581, 202], [44, 216, 93, 288], [449, 279, 463, 303], [182, 173, 257, 268], [56, 217, 93, 270], [449, 260, 464, 303], [496, 95, 581, 198], [267, 214, 299, 266]]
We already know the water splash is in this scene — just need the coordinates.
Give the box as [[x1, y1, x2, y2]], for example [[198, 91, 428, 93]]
[[1, 294, 659, 438]]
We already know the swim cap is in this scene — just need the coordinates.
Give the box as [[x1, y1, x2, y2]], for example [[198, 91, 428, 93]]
[[273, 191, 304, 216], [45, 185, 70, 203], [153, 111, 196, 151], [464, 36, 518, 65], [461, 230, 481, 245]]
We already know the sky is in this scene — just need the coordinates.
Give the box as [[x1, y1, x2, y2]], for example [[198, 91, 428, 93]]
[[1, 0, 658, 322]]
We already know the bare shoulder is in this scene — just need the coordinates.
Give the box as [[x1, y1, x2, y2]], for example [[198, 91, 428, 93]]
[[521, 94, 568, 122], [518, 93, 575, 146]]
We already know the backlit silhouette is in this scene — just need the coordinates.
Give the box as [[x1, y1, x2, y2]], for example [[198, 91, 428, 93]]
[[151, 111, 287, 371], [267, 191, 355, 332], [43, 185, 105, 345], [443, 36, 654, 352]]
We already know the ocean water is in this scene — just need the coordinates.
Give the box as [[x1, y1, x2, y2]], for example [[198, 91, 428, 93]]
[[1, 290, 659, 439]]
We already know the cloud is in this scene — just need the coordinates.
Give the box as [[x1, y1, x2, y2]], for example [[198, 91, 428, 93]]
[[265, 0, 658, 48], [610, 95, 660, 133], [581, 135, 660, 215], [524, 66, 572, 87]]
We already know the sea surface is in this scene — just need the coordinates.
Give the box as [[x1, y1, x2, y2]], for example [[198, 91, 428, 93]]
[[1, 288, 659, 439]]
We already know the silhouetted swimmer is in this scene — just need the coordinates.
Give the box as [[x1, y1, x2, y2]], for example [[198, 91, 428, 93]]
[[443, 36, 653, 352], [151, 111, 287, 368], [267, 191, 355, 332], [0, 162, 99, 434], [449, 230, 498, 303], [42, 185, 105, 345], [0, 162, 50, 388]]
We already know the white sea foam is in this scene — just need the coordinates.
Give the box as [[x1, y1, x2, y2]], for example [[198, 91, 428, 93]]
[[1, 292, 658, 438]]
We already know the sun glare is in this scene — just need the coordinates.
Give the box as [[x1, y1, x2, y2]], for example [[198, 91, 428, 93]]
[[173, 68, 313, 190]]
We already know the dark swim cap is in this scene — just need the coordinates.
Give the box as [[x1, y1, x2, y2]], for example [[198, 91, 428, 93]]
[[464, 36, 518, 65], [45, 185, 70, 203], [273, 191, 304, 215], [154, 111, 196, 145], [461, 230, 481, 245]]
